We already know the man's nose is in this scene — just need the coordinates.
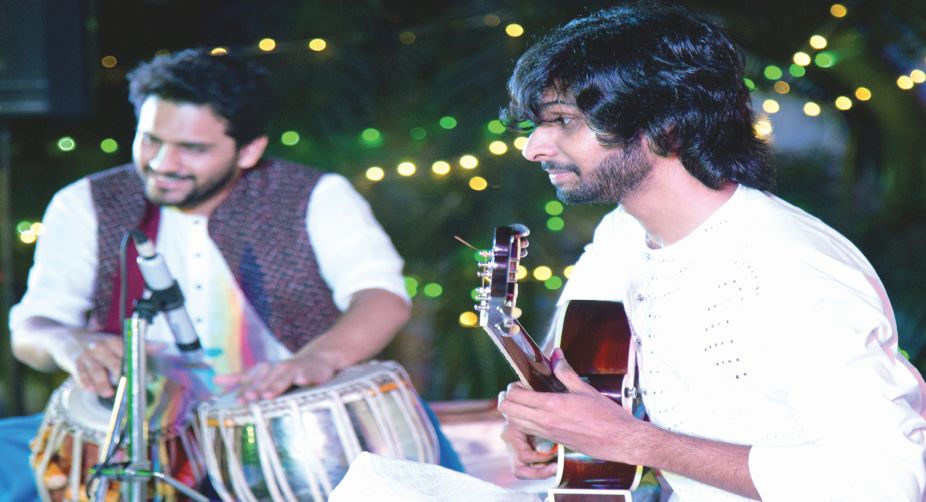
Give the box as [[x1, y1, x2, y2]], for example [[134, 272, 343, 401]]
[[522, 128, 555, 162], [148, 143, 180, 173]]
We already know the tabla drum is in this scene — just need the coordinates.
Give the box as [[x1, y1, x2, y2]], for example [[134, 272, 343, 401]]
[[30, 378, 206, 502], [197, 360, 439, 502]]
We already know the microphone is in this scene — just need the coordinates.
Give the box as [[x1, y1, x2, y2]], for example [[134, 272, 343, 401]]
[[129, 230, 204, 364]]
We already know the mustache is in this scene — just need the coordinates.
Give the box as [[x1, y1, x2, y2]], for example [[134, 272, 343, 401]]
[[541, 161, 580, 175], [144, 165, 194, 181]]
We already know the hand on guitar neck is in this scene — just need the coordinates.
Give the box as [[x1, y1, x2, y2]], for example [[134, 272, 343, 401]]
[[475, 225, 644, 496]]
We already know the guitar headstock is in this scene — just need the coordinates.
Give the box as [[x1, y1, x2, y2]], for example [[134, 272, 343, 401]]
[[475, 224, 530, 330]]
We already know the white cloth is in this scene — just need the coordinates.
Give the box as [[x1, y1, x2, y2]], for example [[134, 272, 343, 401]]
[[10, 172, 409, 375], [559, 186, 926, 501], [328, 452, 543, 502]]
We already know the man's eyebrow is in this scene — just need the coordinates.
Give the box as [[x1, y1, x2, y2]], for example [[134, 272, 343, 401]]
[[537, 99, 578, 110]]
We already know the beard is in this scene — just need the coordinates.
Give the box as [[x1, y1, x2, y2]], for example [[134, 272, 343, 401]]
[[547, 142, 652, 205], [142, 161, 239, 209]]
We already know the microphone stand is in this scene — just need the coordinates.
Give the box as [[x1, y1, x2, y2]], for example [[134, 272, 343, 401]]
[[91, 297, 207, 502]]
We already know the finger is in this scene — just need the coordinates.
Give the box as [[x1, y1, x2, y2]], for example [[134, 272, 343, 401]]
[[79, 359, 115, 398], [550, 348, 596, 394], [257, 365, 298, 400], [513, 461, 558, 480]]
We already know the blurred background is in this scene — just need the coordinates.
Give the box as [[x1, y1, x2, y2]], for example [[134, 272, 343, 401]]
[[1, 0, 925, 417]]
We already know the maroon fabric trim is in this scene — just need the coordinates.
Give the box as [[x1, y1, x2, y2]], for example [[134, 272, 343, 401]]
[[101, 203, 160, 334]]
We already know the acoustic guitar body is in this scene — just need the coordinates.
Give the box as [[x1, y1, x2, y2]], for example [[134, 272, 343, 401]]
[[550, 300, 642, 501]]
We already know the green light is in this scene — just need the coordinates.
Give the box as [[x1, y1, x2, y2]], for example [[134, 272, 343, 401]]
[[763, 65, 783, 80], [281, 131, 300, 146], [544, 276, 564, 290], [57, 137, 76, 152], [100, 138, 119, 153], [546, 216, 565, 232], [544, 200, 564, 216], [423, 283, 443, 298], [404, 276, 419, 297], [814, 52, 835, 68], [360, 128, 382, 145], [487, 120, 506, 134], [16, 221, 32, 234], [901, 348, 909, 360], [788, 64, 806, 78], [743, 78, 756, 91], [438, 116, 457, 130], [409, 127, 427, 140], [470, 288, 481, 301]]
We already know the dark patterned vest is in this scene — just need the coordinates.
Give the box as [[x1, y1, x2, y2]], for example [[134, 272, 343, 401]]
[[87, 159, 341, 352]]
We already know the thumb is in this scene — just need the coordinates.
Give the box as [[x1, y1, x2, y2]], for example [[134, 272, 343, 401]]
[[551, 348, 595, 394]]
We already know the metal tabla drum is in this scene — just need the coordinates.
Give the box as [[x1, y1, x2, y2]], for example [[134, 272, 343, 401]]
[[197, 360, 439, 502], [30, 378, 206, 502]]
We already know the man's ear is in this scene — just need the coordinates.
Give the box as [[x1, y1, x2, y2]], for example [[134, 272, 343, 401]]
[[237, 135, 269, 170]]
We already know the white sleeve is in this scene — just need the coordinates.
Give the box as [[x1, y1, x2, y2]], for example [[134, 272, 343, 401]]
[[306, 174, 410, 311], [9, 179, 99, 330], [747, 249, 926, 501]]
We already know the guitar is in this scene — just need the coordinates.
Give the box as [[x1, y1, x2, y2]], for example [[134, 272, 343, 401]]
[[474, 224, 643, 501]]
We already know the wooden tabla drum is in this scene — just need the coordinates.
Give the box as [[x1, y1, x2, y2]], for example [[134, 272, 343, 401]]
[[30, 378, 206, 502], [197, 360, 438, 502]]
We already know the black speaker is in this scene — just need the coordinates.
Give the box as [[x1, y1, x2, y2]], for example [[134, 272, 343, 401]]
[[0, 0, 96, 117]]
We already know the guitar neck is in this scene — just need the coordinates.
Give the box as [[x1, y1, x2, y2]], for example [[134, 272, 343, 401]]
[[483, 318, 566, 393]]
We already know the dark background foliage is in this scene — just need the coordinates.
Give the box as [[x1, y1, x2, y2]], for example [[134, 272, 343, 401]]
[[1, 0, 924, 416]]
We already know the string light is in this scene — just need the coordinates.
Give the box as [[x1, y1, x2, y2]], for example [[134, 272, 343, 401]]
[[210, 47, 228, 56], [57, 137, 76, 152], [280, 131, 300, 146], [803, 102, 822, 116], [834, 96, 853, 110], [308, 38, 327, 52], [397, 161, 416, 176], [910, 69, 926, 84], [100, 138, 119, 153], [365, 166, 385, 181], [563, 265, 575, 279], [793, 52, 812, 66], [773, 81, 791, 94], [423, 283, 443, 297], [101, 55, 117, 68], [431, 160, 451, 175], [754, 118, 773, 139], [258, 38, 277, 52], [513, 137, 528, 150], [544, 200, 564, 216], [855, 87, 872, 101], [809, 35, 828, 50], [762, 99, 780, 114], [830, 4, 847, 18], [459, 154, 478, 169], [488, 140, 508, 155], [468, 176, 488, 191], [516, 265, 528, 280], [505, 24, 524, 37], [546, 216, 565, 231], [532, 266, 552, 281], [399, 32, 416, 45], [897, 75, 915, 90], [459, 312, 478, 327]]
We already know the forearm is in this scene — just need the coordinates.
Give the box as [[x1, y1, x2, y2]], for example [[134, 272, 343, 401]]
[[634, 422, 760, 500], [293, 288, 411, 370], [12, 316, 90, 373]]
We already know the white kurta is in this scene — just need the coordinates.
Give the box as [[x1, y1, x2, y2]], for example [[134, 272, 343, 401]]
[[558, 186, 926, 501], [10, 172, 409, 379]]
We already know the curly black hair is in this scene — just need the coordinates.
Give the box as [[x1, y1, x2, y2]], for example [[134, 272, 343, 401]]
[[127, 48, 271, 147], [503, 3, 774, 191]]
